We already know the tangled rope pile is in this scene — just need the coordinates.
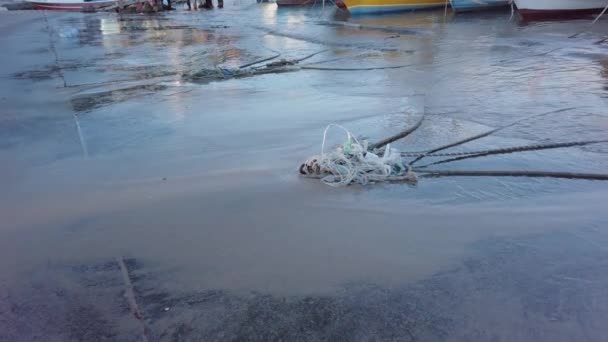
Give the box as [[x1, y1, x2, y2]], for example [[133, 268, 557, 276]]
[[300, 108, 608, 187], [299, 124, 417, 187]]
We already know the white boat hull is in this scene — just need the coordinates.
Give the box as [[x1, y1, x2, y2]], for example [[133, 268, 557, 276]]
[[514, 0, 608, 20], [25, 0, 115, 10]]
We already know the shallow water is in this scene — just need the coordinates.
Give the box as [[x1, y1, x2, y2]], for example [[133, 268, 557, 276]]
[[1, 5, 608, 341]]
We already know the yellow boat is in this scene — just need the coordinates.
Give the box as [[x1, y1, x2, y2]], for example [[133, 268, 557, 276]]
[[341, 0, 445, 14]]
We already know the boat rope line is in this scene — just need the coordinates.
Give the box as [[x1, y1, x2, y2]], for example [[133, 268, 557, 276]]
[[569, 2, 608, 38], [298, 107, 608, 186], [295, 49, 331, 62], [296, 50, 386, 67], [402, 139, 608, 158], [300, 63, 414, 71], [237, 48, 328, 70], [414, 140, 608, 168], [368, 113, 425, 150], [415, 169, 608, 181], [185, 52, 415, 82], [407, 107, 578, 166], [238, 48, 282, 69], [590, 2, 608, 26]]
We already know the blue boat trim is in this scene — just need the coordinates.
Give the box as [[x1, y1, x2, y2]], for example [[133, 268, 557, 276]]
[[449, 0, 509, 12]]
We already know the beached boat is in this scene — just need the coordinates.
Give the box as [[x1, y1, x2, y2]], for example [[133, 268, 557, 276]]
[[340, 0, 444, 14], [26, 0, 115, 10], [450, 0, 510, 12], [514, 0, 608, 20]]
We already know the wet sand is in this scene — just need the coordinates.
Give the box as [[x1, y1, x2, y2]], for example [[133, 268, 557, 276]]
[[1, 6, 608, 341]]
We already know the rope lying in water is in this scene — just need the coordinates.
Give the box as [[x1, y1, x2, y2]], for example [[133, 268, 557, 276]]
[[415, 169, 608, 181], [368, 113, 425, 150], [408, 107, 577, 166], [187, 48, 328, 81], [299, 125, 608, 186], [185, 48, 412, 81], [294, 49, 330, 63], [238, 49, 281, 69], [301, 64, 413, 71], [186, 62, 414, 81], [238, 48, 329, 69], [299, 107, 608, 186], [415, 140, 608, 167], [402, 139, 607, 157], [569, 2, 608, 38], [185, 65, 298, 81]]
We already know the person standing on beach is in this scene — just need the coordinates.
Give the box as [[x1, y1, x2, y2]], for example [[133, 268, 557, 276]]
[[187, 0, 222, 9]]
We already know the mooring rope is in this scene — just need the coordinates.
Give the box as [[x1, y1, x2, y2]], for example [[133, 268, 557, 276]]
[[186, 61, 415, 81], [414, 140, 608, 167], [294, 49, 330, 63], [368, 113, 425, 150], [414, 169, 608, 181], [299, 107, 607, 187], [301, 63, 413, 71], [402, 139, 608, 157], [238, 50, 281, 69], [185, 47, 416, 81], [569, 2, 608, 38], [407, 107, 578, 166]]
